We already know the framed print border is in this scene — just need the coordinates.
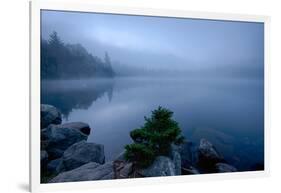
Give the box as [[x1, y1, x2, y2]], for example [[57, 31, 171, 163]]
[[30, 0, 270, 192]]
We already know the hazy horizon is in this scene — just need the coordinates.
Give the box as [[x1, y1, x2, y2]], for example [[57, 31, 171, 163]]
[[41, 10, 264, 78]]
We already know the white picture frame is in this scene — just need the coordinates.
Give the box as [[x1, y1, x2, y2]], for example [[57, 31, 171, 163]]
[[30, 0, 270, 192]]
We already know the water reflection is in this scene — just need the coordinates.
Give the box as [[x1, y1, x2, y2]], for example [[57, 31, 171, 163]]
[[41, 77, 264, 170], [41, 79, 114, 118]]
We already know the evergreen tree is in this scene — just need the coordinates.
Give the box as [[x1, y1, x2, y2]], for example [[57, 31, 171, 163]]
[[41, 31, 115, 79], [104, 52, 111, 67], [124, 107, 185, 168], [48, 31, 63, 48]]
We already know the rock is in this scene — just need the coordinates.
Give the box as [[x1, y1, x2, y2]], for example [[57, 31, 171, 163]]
[[47, 158, 64, 175], [41, 150, 48, 166], [215, 163, 237, 173], [101, 172, 114, 180], [44, 123, 89, 159], [169, 147, 181, 175], [191, 128, 235, 160], [50, 162, 113, 183], [59, 122, 91, 135], [62, 141, 105, 171], [41, 104, 62, 129], [41, 128, 49, 150], [197, 138, 224, 167], [119, 163, 133, 178], [182, 166, 200, 175], [177, 142, 195, 169], [138, 156, 176, 177], [41, 140, 49, 150]]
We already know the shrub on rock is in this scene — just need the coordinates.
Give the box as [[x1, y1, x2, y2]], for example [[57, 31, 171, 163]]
[[125, 106, 184, 168]]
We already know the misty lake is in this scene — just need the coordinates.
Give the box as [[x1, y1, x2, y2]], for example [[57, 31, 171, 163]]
[[41, 77, 264, 171]]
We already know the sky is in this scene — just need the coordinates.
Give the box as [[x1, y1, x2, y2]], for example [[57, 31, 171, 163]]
[[41, 10, 264, 77]]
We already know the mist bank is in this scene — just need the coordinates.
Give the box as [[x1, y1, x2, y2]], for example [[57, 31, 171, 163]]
[[41, 31, 263, 81], [113, 61, 264, 80]]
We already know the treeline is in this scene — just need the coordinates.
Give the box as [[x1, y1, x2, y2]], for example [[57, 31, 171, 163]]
[[41, 31, 114, 79]]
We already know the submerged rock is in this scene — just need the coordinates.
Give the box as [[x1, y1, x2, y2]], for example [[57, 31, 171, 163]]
[[50, 162, 113, 183], [197, 138, 224, 167], [182, 165, 200, 175], [138, 156, 176, 177], [44, 123, 90, 159], [62, 140, 105, 171], [41, 104, 62, 129], [215, 163, 237, 173], [191, 128, 235, 160]]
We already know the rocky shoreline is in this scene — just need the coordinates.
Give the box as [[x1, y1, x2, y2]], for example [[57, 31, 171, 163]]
[[41, 104, 238, 183]]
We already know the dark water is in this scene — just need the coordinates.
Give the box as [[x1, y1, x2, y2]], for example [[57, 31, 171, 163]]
[[41, 77, 264, 171]]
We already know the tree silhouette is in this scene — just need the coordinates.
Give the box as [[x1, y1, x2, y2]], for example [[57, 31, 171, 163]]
[[41, 31, 115, 79]]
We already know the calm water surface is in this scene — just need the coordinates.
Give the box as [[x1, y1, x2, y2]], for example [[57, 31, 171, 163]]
[[41, 77, 264, 171]]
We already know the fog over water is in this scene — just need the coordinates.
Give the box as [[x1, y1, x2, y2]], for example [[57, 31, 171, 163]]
[[41, 10, 264, 78], [41, 10, 264, 171]]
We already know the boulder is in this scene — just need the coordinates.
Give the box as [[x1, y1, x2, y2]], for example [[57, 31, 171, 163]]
[[50, 162, 113, 183], [113, 160, 133, 179], [62, 140, 105, 171], [138, 156, 176, 177], [41, 150, 48, 167], [191, 128, 235, 160], [41, 104, 62, 129], [197, 138, 224, 167], [44, 123, 89, 159], [119, 163, 133, 178], [47, 158, 64, 175], [215, 163, 237, 173], [59, 122, 91, 135], [169, 148, 181, 175]]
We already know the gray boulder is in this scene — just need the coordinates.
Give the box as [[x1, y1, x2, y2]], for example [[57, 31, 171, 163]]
[[198, 138, 224, 165], [47, 158, 64, 175], [169, 148, 181, 175], [139, 156, 176, 177], [62, 141, 105, 171], [50, 162, 113, 183], [215, 163, 237, 173], [44, 123, 89, 159], [41, 104, 62, 129], [60, 122, 91, 135]]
